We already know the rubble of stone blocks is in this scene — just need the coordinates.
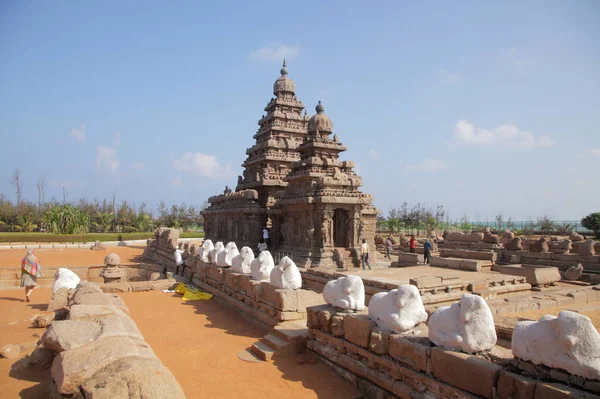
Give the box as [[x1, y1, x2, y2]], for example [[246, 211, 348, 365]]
[[189, 260, 325, 326], [39, 283, 185, 398], [393, 252, 423, 267], [439, 231, 503, 251], [142, 227, 181, 272], [306, 304, 600, 398], [429, 256, 490, 271], [501, 250, 600, 274]]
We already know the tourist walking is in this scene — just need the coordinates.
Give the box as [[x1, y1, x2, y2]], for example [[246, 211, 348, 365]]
[[361, 239, 371, 270], [385, 236, 393, 259], [423, 240, 432, 265], [257, 238, 268, 253], [409, 235, 416, 253], [21, 249, 42, 303]]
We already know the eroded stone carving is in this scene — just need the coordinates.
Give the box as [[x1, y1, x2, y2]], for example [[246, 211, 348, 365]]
[[231, 246, 254, 274], [565, 263, 584, 280], [250, 250, 275, 281], [270, 256, 302, 290], [210, 242, 225, 265], [368, 285, 427, 334], [217, 242, 240, 267], [52, 268, 81, 294], [199, 239, 214, 263], [323, 275, 365, 311], [512, 311, 600, 379], [428, 293, 497, 354]]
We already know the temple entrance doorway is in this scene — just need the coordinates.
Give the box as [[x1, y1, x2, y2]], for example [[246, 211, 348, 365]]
[[333, 208, 349, 248]]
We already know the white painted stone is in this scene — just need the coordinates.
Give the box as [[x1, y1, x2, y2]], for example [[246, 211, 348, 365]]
[[231, 247, 254, 274], [52, 268, 81, 294], [512, 311, 600, 380], [270, 256, 302, 290], [323, 275, 365, 311], [368, 285, 427, 334], [173, 249, 184, 266], [250, 251, 274, 282], [199, 240, 214, 263], [210, 241, 224, 265], [428, 293, 497, 354], [217, 242, 239, 267]]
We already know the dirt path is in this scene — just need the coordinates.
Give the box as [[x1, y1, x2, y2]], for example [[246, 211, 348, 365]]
[[0, 246, 146, 268], [120, 291, 359, 398], [0, 288, 53, 398]]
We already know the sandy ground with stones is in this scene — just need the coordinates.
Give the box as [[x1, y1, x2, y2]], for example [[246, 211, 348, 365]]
[[0, 246, 147, 268], [0, 286, 358, 398]]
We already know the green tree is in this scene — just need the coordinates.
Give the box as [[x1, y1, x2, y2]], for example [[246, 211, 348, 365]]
[[537, 214, 555, 235], [43, 204, 89, 234], [582, 212, 600, 238]]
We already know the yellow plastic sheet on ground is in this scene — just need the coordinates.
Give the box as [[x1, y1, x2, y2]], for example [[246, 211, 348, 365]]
[[175, 283, 213, 302]]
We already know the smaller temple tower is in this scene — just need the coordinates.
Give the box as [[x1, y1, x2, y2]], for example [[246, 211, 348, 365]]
[[272, 102, 377, 267]]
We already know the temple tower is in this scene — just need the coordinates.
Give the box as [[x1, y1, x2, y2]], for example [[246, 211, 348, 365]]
[[273, 102, 378, 267], [236, 60, 309, 209]]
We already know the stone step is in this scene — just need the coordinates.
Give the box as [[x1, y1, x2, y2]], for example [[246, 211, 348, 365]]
[[262, 333, 289, 350], [250, 341, 277, 361], [272, 320, 309, 344]]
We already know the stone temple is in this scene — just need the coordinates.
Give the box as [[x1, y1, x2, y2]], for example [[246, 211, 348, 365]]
[[202, 61, 377, 268]]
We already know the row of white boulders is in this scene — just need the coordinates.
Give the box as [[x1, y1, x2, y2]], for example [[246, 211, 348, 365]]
[[322, 275, 496, 353], [200, 239, 303, 290], [42, 273, 185, 398], [321, 274, 600, 379]]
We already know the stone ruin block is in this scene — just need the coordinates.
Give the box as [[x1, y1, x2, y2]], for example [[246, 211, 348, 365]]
[[492, 264, 561, 286], [396, 252, 424, 266], [440, 249, 497, 262], [236, 274, 262, 302], [409, 276, 443, 289], [343, 313, 375, 348], [429, 256, 483, 271]]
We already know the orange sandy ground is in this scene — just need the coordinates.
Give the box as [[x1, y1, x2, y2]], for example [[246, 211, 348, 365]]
[[0, 246, 147, 268], [0, 287, 359, 398]]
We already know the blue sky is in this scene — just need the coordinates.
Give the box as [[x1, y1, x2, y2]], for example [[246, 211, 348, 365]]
[[1, 1, 599, 221]]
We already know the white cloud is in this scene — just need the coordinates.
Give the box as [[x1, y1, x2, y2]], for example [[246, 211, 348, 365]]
[[589, 148, 600, 157], [453, 120, 553, 149], [172, 152, 233, 178], [506, 47, 517, 56], [96, 145, 119, 171], [113, 132, 121, 147], [437, 69, 463, 85], [70, 124, 86, 143], [249, 42, 301, 62], [405, 159, 447, 173], [131, 161, 144, 170], [172, 177, 183, 187], [367, 149, 379, 160]]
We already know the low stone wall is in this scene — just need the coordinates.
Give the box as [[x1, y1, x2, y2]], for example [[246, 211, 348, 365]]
[[306, 304, 600, 399], [40, 283, 185, 398], [440, 241, 502, 251], [0, 263, 156, 289], [429, 256, 489, 272], [142, 246, 178, 272], [393, 253, 424, 267], [440, 249, 498, 262], [188, 260, 324, 327], [501, 250, 600, 272]]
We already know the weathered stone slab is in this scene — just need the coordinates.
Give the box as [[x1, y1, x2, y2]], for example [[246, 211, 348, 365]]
[[51, 336, 156, 395], [397, 252, 423, 265], [430, 256, 483, 271], [430, 347, 502, 398], [388, 335, 430, 372], [496, 370, 537, 399], [441, 249, 497, 262], [492, 264, 561, 286], [42, 320, 101, 352], [343, 313, 375, 348]]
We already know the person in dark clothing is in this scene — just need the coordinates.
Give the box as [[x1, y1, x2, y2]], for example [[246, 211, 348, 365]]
[[423, 240, 432, 264], [385, 236, 393, 259]]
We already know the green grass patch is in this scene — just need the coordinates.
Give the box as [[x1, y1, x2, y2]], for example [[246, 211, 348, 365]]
[[0, 231, 204, 243]]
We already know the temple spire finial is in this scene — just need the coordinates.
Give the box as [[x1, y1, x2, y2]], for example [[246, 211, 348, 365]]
[[280, 58, 288, 76], [316, 100, 324, 114]]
